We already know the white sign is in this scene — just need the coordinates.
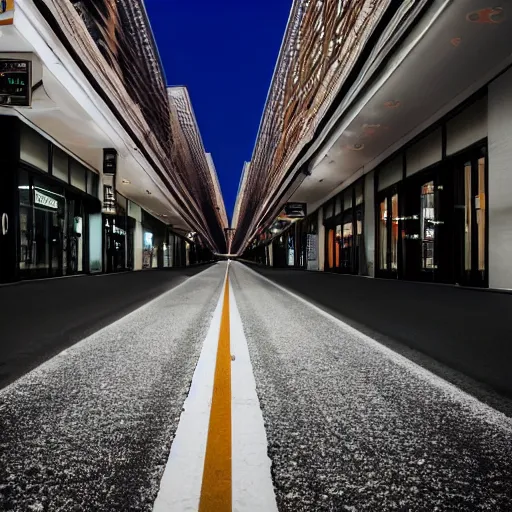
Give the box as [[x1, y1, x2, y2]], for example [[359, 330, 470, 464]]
[[35, 189, 58, 209]]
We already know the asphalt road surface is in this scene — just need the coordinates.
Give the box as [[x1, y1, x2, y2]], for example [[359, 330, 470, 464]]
[[0, 265, 213, 389], [1, 261, 511, 511], [0, 264, 224, 511], [230, 262, 512, 512]]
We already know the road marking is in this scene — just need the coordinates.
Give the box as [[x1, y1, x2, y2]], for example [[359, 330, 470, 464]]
[[199, 274, 232, 511], [230, 281, 278, 512], [153, 262, 278, 511], [153, 269, 227, 511]]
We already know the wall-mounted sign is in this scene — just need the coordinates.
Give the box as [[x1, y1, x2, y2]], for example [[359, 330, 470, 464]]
[[103, 148, 118, 176], [34, 189, 58, 210], [0, 60, 31, 106], [0, 1, 14, 26], [284, 202, 307, 219]]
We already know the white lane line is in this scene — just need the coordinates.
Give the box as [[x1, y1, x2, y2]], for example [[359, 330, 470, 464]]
[[152, 278, 225, 512], [230, 280, 278, 512], [237, 262, 512, 432]]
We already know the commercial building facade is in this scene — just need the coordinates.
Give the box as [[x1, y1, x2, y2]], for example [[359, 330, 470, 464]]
[[238, 1, 512, 291], [249, 72, 512, 290]]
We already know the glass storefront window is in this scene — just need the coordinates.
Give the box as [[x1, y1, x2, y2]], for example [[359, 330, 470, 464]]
[[477, 157, 486, 272], [355, 182, 363, 205], [87, 170, 99, 198], [335, 225, 341, 268], [20, 125, 49, 172], [19, 172, 66, 277], [334, 195, 342, 216], [379, 200, 387, 270], [464, 162, 472, 272], [391, 194, 399, 270], [344, 190, 353, 211], [143, 231, 154, 268], [421, 181, 436, 270], [327, 228, 334, 269], [52, 147, 69, 183], [70, 160, 87, 192], [324, 201, 334, 219]]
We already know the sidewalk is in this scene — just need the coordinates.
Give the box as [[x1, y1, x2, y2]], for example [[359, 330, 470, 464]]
[[248, 265, 512, 401], [0, 265, 213, 389]]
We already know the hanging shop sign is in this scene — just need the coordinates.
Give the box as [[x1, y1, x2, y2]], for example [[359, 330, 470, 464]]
[[34, 189, 58, 210], [103, 148, 118, 175], [284, 202, 307, 219], [0, 1, 14, 26], [0, 59, 31, 106], [103, 184, 116, 213]]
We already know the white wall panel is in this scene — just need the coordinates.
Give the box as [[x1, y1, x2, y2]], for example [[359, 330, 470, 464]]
[[488, 69, 512, 289], [446, 95, 487, 155]]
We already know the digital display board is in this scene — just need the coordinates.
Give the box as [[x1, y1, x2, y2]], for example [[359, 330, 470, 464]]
[[0, 60, 31, 106]]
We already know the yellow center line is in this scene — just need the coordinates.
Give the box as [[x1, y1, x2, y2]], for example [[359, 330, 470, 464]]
[[199, 270, 232, 512]]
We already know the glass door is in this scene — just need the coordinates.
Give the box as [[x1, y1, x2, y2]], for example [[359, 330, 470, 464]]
[[377, 187, 399, 277], [454, 148, 487, 287]]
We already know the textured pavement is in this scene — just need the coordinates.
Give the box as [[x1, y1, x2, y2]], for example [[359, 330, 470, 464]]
[[0, 264, 225, 511], [248, 265, 512, 405], [0, 265, 213, 389], [230, 262, 512, 511]]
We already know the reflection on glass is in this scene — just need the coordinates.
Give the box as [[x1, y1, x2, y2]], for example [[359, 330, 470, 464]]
[[464, 162, 472, 272], [380, 199, 387, 270], [391, 194, 398, 270], [327, 229, 334, 269], [335, 225, 341, 268], [421, 181, 436, 270], [477, 157, 486, 272], [342, 220, 353, 270]]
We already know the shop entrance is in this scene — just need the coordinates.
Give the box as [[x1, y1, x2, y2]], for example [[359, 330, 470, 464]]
[[377, 185, 399, 278], [453, 147, 487, 287]]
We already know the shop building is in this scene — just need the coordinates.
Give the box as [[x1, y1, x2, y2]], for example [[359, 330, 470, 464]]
[[249, 75, 512, 290], [238, 1, 512, 291], [0, 116, 101, 283]]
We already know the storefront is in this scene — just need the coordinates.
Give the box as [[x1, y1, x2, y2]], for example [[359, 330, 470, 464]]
[[375, 93, 488, 287], [103, 193, 135, 273], [324, 180, 364, 274], [0, 117, 101, 283]]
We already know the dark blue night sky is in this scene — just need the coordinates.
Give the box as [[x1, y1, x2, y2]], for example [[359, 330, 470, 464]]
[[145, 0, 292, 222]]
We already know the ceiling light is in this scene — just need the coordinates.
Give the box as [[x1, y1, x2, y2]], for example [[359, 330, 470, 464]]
[[122, 179, 131, 184]]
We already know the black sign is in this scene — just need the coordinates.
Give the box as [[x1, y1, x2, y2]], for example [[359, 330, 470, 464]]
[[103, 148, 118, 175], [284, 202, 307, 218], [0, 60, 31, 106]]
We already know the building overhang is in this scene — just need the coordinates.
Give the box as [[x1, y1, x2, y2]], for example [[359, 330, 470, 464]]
[[3, 2, 194, 232], [249, 0, 511, 247]]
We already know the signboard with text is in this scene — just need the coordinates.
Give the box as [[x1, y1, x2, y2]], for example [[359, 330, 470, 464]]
[[283, 202, 307, 219], [0, 60, 31, 106]]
